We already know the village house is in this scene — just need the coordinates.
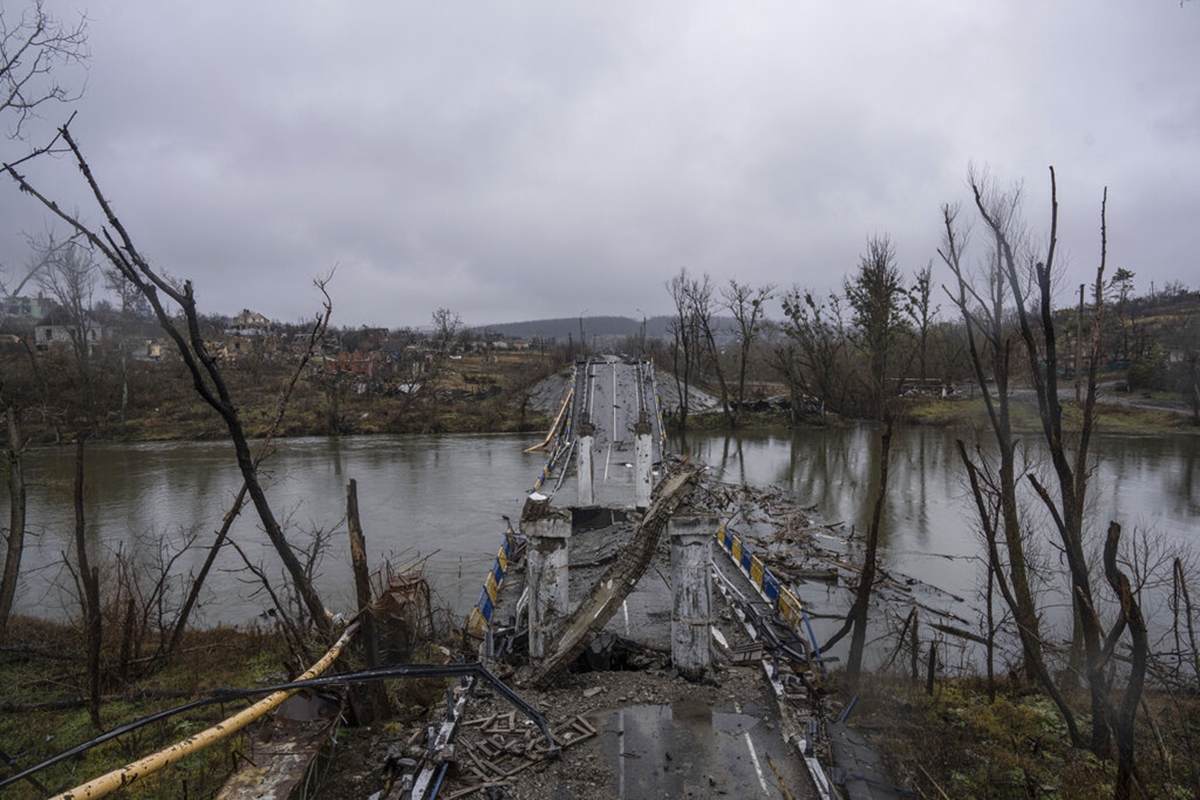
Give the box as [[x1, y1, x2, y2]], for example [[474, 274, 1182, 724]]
[[34, 307, 104, 352]]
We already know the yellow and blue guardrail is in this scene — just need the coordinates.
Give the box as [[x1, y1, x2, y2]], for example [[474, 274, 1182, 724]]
[[466, 524, 520, 637], [715, 522, 825, 673], [470, 367, 578, 636]]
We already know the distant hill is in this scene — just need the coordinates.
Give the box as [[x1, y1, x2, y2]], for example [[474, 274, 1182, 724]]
[[472, 314, 734, 344], [473, 315, 676, 343]]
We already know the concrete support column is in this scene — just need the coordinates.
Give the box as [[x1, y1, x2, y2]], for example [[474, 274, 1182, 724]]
[[577, 418, 596, 507], [522, 496, 572, 661], [669, 512, 713, 680], [634, 415, 652, 509]]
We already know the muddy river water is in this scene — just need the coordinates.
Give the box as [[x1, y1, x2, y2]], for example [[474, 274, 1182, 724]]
[[5, 426, 1198, 632]]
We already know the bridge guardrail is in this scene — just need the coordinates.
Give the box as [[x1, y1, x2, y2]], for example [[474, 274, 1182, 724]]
[[715, 522, 824, 673], [531, 366, 576, 493], [470, 365, 577, 636], [466, 523, 521, 637], [646, 358, 668, 455]]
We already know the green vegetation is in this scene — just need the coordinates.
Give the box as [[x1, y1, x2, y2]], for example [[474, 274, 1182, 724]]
[[898, 394, 1199, 435], [0, 618, 289, 799], [851, 674, 1200, 799]]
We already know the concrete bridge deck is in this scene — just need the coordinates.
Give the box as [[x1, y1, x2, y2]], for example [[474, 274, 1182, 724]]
[[538, 356, 666, 509]]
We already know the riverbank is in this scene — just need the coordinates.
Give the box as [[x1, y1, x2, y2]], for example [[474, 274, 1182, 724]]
[[13, 343, 1196, 445], [897, 392, 1199, 434], [5, 612, 1197, 798], [13, 349, 562, 446]]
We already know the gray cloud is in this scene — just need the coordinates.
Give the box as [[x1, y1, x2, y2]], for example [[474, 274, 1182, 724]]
[[2, 1, 1197, 329]]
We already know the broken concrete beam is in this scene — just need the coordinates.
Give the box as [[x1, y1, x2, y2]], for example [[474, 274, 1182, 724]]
[[576, 419, 596, 507], [523, 504, 572, 660], [670, 511, 714, 680], [634, 417, 653, 509], [527, 465, 700, 689]]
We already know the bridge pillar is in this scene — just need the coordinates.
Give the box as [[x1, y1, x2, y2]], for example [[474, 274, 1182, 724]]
[[634, 413, 652, 509], [669, 511, 713, 680], [522, 495, 572, 661], [577, 418, 596, 507]]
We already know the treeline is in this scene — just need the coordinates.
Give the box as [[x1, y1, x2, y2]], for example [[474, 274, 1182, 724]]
[[659, 168, 1200, 797], [657, 243, 1200, 428]]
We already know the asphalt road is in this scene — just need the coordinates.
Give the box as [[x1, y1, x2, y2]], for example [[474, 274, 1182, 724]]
[[570, 356, 666, 508]]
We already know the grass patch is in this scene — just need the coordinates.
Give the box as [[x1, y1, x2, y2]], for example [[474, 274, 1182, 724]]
[[0, 618, 291, 799], [849, 674, 1200, 798], [898, 395, 1199, 435]]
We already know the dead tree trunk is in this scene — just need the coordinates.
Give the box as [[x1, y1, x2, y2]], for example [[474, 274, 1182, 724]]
[[166, 300, 331, 654], [5, 126, 331, 637], [73, 438, 102, 728], [821, 422, 892, 689], [1103, 521, 1148, 800], [346, 478, 390, 724], [0, 409, 27, 639]]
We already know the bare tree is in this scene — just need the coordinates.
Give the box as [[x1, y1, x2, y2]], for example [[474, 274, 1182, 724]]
[[983, 168, 1113, 754], [778, 287, 849, 421], [0, 0, 88, 139], [907, 261, 937, 384], [940, 186, 1071, 736], [944, 166, 1150, 762], [431, 306, 461, 353], [721, 279, 774, 427], [5, 124, 333, 636], [0, 0, 88, 640], [666, 268, 700, 429], [36, 236, 102, 433], [165, 282, 332, 654], [687, 272, 732, 427]]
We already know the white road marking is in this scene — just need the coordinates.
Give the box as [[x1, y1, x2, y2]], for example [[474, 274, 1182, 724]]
[[743, 730, 769, 795], [733, 701, 770, 794]]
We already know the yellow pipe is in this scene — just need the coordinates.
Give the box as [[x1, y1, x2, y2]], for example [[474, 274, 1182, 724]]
[[53, 622, 360, 800]]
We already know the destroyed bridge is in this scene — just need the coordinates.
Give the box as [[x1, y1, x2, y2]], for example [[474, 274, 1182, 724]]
[[456, 356, 857, 799], [19, 356, 889, 799]]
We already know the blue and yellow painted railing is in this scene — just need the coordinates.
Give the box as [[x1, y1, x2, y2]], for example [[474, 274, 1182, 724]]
[[715, 522, 825, 673], [470, 366, 578, 635], [466, 524, 521, 637]]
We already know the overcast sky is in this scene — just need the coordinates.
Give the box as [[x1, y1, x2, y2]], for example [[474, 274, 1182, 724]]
[[2, 1, 1197, 330]]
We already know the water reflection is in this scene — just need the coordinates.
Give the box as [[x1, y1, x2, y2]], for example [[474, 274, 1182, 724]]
[[675, 425, 1200, 604], [5, 427, 1196, 631], [6, 435, 542, 624]]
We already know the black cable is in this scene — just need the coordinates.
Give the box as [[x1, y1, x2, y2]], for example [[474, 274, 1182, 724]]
[[0, 661, 553, 792]]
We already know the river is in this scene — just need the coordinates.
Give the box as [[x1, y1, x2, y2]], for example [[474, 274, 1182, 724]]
[[4, 427, 1198, 634]]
